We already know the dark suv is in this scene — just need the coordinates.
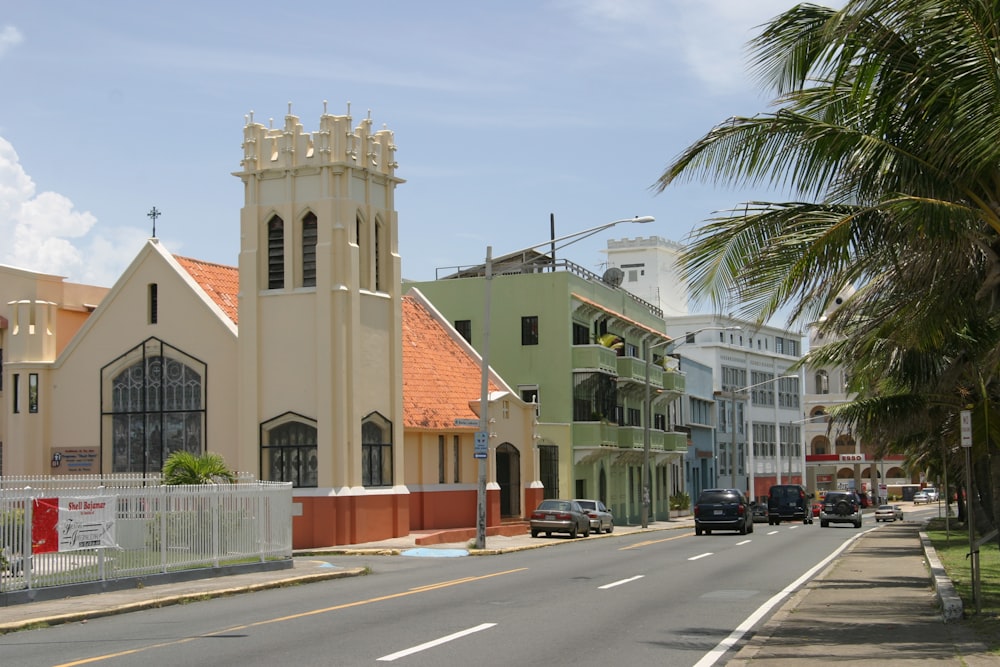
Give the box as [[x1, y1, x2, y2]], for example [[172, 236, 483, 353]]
[[820, 491, 863, 528], [694, 488, 754, 535], [767, 484, 814, 525]]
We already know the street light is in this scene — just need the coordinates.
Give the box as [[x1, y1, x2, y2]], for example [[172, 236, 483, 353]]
[[476, 215, 655, 548], [641, 325, 739, 528], [722, 374, 797, 497]]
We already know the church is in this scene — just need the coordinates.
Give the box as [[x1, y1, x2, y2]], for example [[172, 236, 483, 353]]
[[0, 103, 539, 548]]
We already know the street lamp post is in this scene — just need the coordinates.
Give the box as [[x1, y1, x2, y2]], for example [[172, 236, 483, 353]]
[[477, 215, 655, 548], [641, 325, 739, 528], [720, 374, 796, 497]]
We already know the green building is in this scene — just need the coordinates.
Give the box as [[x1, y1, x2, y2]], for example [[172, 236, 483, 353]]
[[413, 253, 686, 526]]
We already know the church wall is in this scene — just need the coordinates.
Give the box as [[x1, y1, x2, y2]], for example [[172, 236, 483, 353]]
[[47, 246, 239, 475]]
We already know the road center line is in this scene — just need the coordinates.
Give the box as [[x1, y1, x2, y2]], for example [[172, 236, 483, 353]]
[[599, 575, 645, 589], [619, 532, 692, 550], [377, 623, 497, 662], [52, 569, 527, 667], [688, 552, 713, 561], [767, 530, 779, 535], [735, 540, 751, 546]]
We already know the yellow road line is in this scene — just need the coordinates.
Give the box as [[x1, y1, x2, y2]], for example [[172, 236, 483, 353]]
[[52, 568, 528, 667], [619, 532, 693, 550]]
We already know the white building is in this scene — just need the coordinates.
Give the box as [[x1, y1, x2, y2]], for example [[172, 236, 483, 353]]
[[604, 235, 806, 502]]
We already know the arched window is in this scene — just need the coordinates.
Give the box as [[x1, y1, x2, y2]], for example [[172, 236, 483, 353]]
[[267, 215, 284, 289], [815, 370, 829, 394], [102, 338, 206, 475], [261, 412, 318, 487], [301, 212, 317, 287], [362, 412, 393, 486]]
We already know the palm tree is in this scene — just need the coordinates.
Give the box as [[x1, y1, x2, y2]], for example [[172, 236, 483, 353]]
[[162, 451, 236, 485], [653, 0, 1000, 530]]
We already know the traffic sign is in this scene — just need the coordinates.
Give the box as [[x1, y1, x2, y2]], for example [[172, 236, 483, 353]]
[[474, 431, 488, 459], [961, 410, 973, 448], [455, 418, 480, 427]]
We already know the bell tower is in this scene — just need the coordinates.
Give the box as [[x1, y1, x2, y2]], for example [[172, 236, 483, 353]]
[[233, 102, 406, 545]]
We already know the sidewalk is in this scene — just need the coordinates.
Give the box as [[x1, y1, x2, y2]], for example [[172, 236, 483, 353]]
[[0, 513, 995, 666]]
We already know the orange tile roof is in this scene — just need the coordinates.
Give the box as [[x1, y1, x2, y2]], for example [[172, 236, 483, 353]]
[[174, 255, 493, 430], [175, 256, 240, 325], [402, 294, 499, 430]]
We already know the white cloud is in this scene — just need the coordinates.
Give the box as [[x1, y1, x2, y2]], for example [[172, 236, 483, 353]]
[[556, 0, 819, 92], [0, 136, 144, 286], [0, 26, 23, 58]]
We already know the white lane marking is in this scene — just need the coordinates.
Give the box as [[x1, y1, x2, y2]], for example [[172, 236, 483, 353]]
[[599, 575, 645, 590], [735, 540, 751, 546], [767, 530, 779, 535], [693, 528, 873, 667], [688, 552, 713, 561], [788, 525, 799, 530], [378, 623, 497, 661]]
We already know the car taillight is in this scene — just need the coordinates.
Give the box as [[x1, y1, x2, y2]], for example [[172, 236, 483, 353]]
[[693, 504, 700, 517], [555, 512, 571, 520], [737, 505, 745, 515]]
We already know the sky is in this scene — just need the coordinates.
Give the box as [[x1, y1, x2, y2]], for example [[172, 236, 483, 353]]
[[0, 1, 830, 288]]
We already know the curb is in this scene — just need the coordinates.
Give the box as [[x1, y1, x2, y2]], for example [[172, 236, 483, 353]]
[[920, 529, 964, 622]]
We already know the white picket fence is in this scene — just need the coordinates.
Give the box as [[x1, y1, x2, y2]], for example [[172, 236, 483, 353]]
[[0, 478, 293, 593]]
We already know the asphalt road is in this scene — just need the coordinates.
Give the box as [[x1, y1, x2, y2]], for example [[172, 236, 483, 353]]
[[0, 518, 877, 667]]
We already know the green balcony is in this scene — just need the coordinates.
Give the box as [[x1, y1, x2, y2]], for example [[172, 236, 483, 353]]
[[658, 431, 688, 452], [616, 357, 651, 384], [616, 425, 644, 448], [572, 345, 619, 374], [661, 369, 685, 394], [572, 421, 619, 447]]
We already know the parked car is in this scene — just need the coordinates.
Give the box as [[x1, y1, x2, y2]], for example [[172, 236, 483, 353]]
[[874, 504, 899, 522], [820, 491, 863, 528], [752, 503, 769, 523], [912, 491, 930, 505], [694, 488, 754, 535], [529, 499, 590, 538], [574, 498, 614, 534], [767, 484, 814, 525], [924, 488, 940, 501]]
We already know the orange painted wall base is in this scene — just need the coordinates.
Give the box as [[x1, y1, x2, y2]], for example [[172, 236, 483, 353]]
[[292, 493, 409, 549]]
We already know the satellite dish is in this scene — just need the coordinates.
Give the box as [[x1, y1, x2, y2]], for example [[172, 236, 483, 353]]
[[602, 267, 624, 287]]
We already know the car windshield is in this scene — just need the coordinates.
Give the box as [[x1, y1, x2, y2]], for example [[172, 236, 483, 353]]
[[877, 505, 893, 510], [699, 491, 738, 503]]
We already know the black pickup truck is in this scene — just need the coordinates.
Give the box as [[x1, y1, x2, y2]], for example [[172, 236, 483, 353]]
[[693, 488, 754, 535]]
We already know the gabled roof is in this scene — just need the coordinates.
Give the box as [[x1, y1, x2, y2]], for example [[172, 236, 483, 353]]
[[402, 293, 501, 430], [174, 256, 240, 325], [171, 251, 498, 431]]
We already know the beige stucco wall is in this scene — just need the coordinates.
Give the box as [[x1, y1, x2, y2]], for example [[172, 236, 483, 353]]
[[46, 241, 239, 474]]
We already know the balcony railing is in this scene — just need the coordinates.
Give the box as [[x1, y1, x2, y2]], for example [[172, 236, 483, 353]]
[[572, 421, 620, 447], [572, 345, 619, 374], [571, 422, 688, 453]]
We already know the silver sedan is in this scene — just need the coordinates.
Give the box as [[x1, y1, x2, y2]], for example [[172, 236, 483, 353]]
[[574, 498, 614, 534], [529, 499, 591, 538]]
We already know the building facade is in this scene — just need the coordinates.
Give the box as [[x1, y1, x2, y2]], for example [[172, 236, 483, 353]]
[[664, 316, 805, 504], [414, 257, 687, 526], [802, 289, 909, 500], [0, 104, 538, 548]]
